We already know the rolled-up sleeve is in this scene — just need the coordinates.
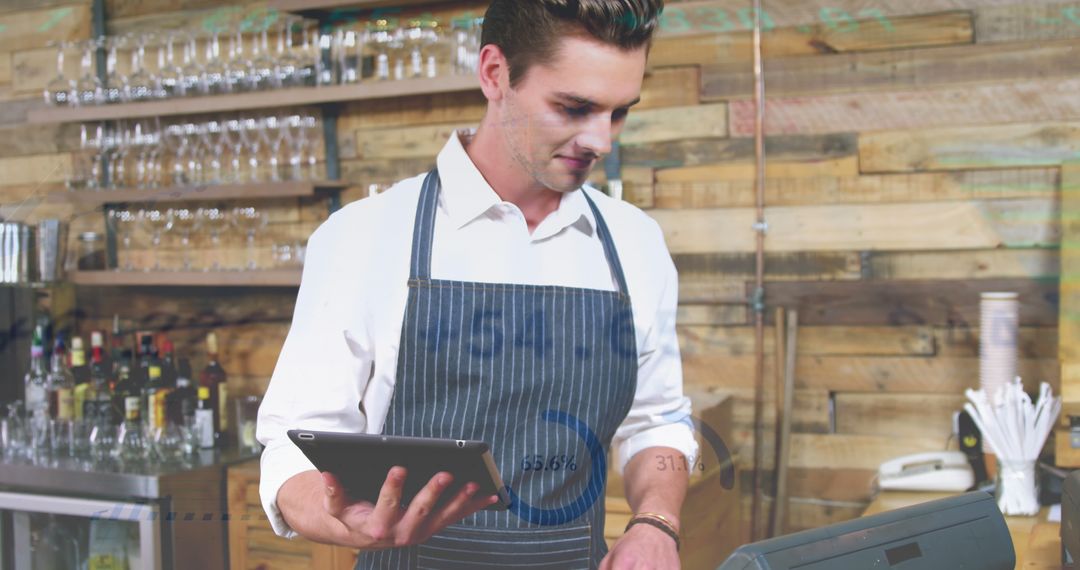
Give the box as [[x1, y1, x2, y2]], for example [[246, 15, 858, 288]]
[[611, 238, 698, 473], [256, 221, 372, 538]]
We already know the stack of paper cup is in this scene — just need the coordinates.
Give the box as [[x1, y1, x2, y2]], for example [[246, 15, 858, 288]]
[[980, 292, 1019, 405]]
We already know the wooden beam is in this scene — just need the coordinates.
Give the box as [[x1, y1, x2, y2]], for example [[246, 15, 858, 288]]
[[676, 304, 748, 326], [656, 157, 860, 183], [0, 5, 91, 53], [975, 3, 1080, 43], [620, 104, 728, 145], [674, 252, 862, 282], [729, 78, 1080, 138], [624, 134, 856, 170], [638, 67, 701, 110], [860, 121, 1080, 173], [757, 278, 1059, 327], [649, 199, 1056, 254], [654, 168, 1059, 209], [703, 38, 1080, 100], [934, 326, 1058, 359]]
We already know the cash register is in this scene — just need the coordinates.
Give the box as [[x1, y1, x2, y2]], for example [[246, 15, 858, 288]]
[[717, 492, 1014, 569]]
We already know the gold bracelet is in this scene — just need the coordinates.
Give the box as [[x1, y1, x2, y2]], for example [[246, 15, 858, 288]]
[[634, 512, 680, 533]]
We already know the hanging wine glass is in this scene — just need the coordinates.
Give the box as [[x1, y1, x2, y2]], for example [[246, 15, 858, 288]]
[[301, 114, 322, 179], [223, 116, 245, 183], [201, 118, 225, 184], [106, 208, 139, 271], [123, 33, 154, 102], [263, 115, 288, 181], [138, 208, 171, 271], [167, 208, 200, 271], [181, 120, 203, 184], [162, 121, 187, 186], [231, 206, 267, 270], [73, 38, 102, 106], [196, 207, 231, 271], [283, 114, 304, 180], [296, 22, 318, 87], [238, 114, 263, 182], [44, 40, 73, 106]]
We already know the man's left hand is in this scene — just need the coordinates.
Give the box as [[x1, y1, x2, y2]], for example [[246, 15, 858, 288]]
[[599, 523, 680, 570]]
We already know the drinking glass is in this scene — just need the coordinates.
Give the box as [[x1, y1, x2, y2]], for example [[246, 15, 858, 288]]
[[283, 113, 305, 180], [73, 38, 102, 106], [239, 115, 263, 182], [1, 402, 30, 460], [276, 19, 303, 87], [104, 122, 132, 189], [249, 25, 277, 91], [337, 29, 361, 84], [168, 207, 200, 270], [201, 118, 226, 183], [70, 419, 92, 458], [150, 422, 185, 463], [44, 41, 73, 106], [181, 120, 204, 184], [367, 20, 395, 81], [138, 208, 171, 271], [225, 29, 248, 93], [69, 123, 103, 191], [296, 22, 318, 87], [49, 419, 73, 457], [232, 206, 267, 270], [101, 36, 125, 104], [114, 421, 146, 464], [201, 30, 228, 95], [123, 33, 154, 102], [263, 114, 288, 181], [88, 423, 117, 463], [223, 116, 245, 182], [197, 207, 231, 271], [301, 114, 322, 179], [157, 32, 183, 98], [107, 208, 139, 271], [180, 32, 204, 96]]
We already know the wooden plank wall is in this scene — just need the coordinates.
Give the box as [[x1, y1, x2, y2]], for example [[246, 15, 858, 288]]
[[0, 0, 1069, 544]]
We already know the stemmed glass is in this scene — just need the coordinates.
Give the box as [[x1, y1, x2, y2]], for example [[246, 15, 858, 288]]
[[232, 206, 267, 270], [301, 114, 322, 180], [202, 30, 228, 95], [107, 208, 139, 271], [249, 25, 277, 91], [197, 207, 230, 271], [138, 208, 171, 271], [123, 33, 154, 102], [101, 36, 125, 104], [73, 38, 102, 106], [168, 208, 200, 271], [263, 115, 288, 181], [44, 41, 73, 106], [225, 29, 248, 93], [239, 115, 263, 182], [156, 33, 183, 98], [201, 118, 226, 184], [69, 123, 103, 191], [105, 122, 132, 188], [276, 19, 303, 87], [163, 122, 188, 186], [180, 32, 204, 96]]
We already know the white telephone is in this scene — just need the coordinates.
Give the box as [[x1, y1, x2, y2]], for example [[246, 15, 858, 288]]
[[878, 451, 974, 492]]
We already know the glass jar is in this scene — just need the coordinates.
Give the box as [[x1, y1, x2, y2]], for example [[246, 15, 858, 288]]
[[76, 232, 106, 271]]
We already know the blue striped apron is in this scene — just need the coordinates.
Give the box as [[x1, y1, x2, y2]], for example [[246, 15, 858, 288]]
[[356, 169, 638, 569]]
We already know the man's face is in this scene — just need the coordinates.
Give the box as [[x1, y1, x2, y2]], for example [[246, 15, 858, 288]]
[[498, 34, 647, 193]]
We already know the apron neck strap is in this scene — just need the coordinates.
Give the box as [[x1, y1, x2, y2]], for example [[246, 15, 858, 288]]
[[408, 168, 631, 296]]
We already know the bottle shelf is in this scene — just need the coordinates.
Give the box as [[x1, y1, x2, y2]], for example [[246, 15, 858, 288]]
[[268, 0, 456, 14], [69, 269, 302, 287], [55, 180, 349, 207], [27, 75, 479, 124]]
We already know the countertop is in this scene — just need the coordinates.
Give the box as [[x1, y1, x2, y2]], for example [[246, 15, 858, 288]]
[[863, 491, 1062, 570]]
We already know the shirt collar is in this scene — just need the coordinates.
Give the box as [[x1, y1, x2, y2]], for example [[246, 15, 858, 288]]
[[435, 130, 595, 237]]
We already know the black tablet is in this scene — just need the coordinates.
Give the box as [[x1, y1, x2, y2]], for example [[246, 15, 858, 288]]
[[287, 430, 511, 510]]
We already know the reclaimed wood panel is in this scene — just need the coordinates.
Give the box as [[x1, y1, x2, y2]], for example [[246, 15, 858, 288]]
[[860, 121, 1080, 173], [675, 252, 862, 282], [758, 278, 1059, 327], [729, 78, 1080, 137], [656, 157, 860, 183], [934, 326, 1058, 359], [677, 305, 748, 326], [638, 66, 701, 110], [1059, 164, 1080, 366], [866, 249, 1059, 281], [654, 168, 1058, 209], [834, 392, 965, 437], [790, 433, 944, 470], [650, 11, 972, 67], [623, 133, 856, 169], [620, 104, 728, 145], [703, 38, 1080, 100], [678, 325, 935, 357], [650, 199, 1054, 254], [0, 5, 91, 53], [683, 353, 1059, 393], [975, 2, 1080, 43]]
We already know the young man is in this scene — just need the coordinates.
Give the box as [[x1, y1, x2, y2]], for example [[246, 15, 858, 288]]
[[257, 1, 698, 568]]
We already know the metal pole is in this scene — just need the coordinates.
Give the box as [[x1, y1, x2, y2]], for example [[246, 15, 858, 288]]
[[90, 0, 118, 269]]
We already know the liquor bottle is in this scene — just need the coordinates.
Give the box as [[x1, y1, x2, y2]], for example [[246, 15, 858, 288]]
[[135, 333, 156, 385], [70, 336, 90, 421], [199, 332, 228, 443], [167, 358, 197, 426], [144, 362, 172, 431], [84, 332, 114, 427], [160, 337, 177, 389], [24, 325, 49, 420], [47, 337, 75, 421], [111, 362, 138, 428], [195, 387, 215, 449]]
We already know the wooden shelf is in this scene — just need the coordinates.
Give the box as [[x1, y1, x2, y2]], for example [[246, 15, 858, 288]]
[[56, 180, 349, 207], [268, 0, 455, 13], [70, 269, 302, 287], [27, 75, 479, 124]]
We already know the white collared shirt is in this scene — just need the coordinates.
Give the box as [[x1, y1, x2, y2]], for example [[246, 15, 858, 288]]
[[257, 132, 697, 538]]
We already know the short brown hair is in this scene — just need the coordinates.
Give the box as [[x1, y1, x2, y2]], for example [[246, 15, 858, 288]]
[[481, 0, 664, 87]]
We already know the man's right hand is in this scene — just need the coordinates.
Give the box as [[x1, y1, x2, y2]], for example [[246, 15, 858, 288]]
[[283, 467, 500, 550]]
